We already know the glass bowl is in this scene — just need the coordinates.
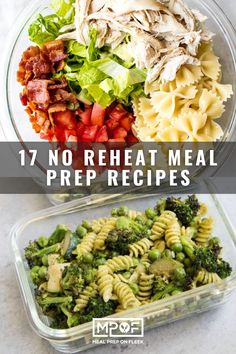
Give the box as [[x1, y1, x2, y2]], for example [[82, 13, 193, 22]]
[[0, 0, 236, 204]]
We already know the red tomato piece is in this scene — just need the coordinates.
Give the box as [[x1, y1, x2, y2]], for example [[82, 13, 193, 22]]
[[53, 110, 77, 130], [120, 114, 134, 131], [113, 127, 128, 139], [109, 104, 128, 121], [96, 126, 109, 142], [77, 106, 92, 125], [77, 122, 85, 137], [20, 93, 28, 106], [64, 129, 77, 141], [91, 103, 106, 127], [106, 118, 119, 131], [82, 125, 98, 142]]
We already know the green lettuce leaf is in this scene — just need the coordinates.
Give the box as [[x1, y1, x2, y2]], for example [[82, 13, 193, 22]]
[[28, 0, 75, 45], [77, 63, 107, 87], [86, 85, 114, 107], [51, 0, 75, 21], [68, 41, 87, 57]]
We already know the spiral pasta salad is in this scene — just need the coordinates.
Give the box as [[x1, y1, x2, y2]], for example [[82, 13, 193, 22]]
[[17, 0, 233, 143], [25, 195, 232, 329]]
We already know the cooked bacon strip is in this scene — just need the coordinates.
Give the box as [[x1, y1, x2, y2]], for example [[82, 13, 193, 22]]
[[48, 77, 68, 90], [43, 40, 67, 62], [26, 80, 50, 108], [55, 89, 78, 105], [48, 102, 68, 125]]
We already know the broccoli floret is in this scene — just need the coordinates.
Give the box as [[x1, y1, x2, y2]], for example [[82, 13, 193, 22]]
[[60, 304, 80, 328], [61, 263, 84, 296], [80, 296, 116, 324], [25, 238, 61, 267], [193, 247, 219, 273], [156, 195, 200, 227], [186, 195, 200, 217], [153, 276, 169, 294], [25, 241, 40, 267], [152, 282, 182, 301], [105, 216, 149, 255], [166, 197, 195, 227], [105, 228, 140, 255], [193, 245, 232, 279], [30, 265, 48, 285], [217, 260, 232, 279]]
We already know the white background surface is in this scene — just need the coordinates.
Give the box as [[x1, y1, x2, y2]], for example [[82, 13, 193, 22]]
[[0, 1, 236, 354]]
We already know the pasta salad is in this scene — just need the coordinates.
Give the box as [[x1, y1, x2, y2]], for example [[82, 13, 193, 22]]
[[25, 195, 232, 329], [16, 0, 233, 143]]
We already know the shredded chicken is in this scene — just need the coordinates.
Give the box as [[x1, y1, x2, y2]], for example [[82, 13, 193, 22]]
[[58, 0, 211, 83]]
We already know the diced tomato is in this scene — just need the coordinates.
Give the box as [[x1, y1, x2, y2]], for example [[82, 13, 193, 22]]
[[113, 127, 128, 139], [120, 114, 134, 131], [64, 129, 77, 141], [20, 93, 28, 106], [106, 118, 119, 131], [91, 103, 106, 127], [77, 106, 92, 125], [126, 132, 139, 143], [109, 104, 128, 121], [77, 122, 85, 137], [40, 128, 54, 141], [53, 110, 77, 130], [82, 125, 99, 142], [96, 126, 108, 142]]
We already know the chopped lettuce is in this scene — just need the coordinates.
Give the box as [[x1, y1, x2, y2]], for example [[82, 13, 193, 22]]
[[28, 0, 75, 45], [51, 0, 75, 21], [68, 41, 87, 57], [86, 85, 114, 107], [77, 63, 107, 87]]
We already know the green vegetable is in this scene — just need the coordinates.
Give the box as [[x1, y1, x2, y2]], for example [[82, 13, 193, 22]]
[[48, 224, 69, 246], [129, 283, 139, 295], [28, 0, 75, 45], [145, 208, 157, 220], [81, 220, 93, 231], [37, 236, 48, 248], [83, 252, 94, 264], [176, 252, 185, 263], [171, 243, 183, 253], [61, 263, 84, 296], [148, 249, 161, 262], [156, 195, 200, 227], [76, 226, 87, 238]]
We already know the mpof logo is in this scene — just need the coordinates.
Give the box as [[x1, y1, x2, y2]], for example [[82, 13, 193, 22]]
[[93, 318, 144, 338]]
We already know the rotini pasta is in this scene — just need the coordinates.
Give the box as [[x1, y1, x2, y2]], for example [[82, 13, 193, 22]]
[[106, 255, 135, 273], [150, 211, 176, 241], [92, 217, 108, 234], [93, 218, 117, 251], [74, 283, 98, 312], [194, 269, 221, 285], [76, 232, 96, 256], [96, 265, 114, 303], [195, 217, 214, 246], [165, 218, 181, 250], [129, 238, 153, 257], [113, 276, 140, 309], [137, 273, 154, 302]]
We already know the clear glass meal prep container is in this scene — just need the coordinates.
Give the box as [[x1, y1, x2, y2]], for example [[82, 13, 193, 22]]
[[10, 192, 236, 353]]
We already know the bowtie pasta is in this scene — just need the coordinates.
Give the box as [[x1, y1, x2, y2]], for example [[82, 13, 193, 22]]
[[133, 43, 233, 142]]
